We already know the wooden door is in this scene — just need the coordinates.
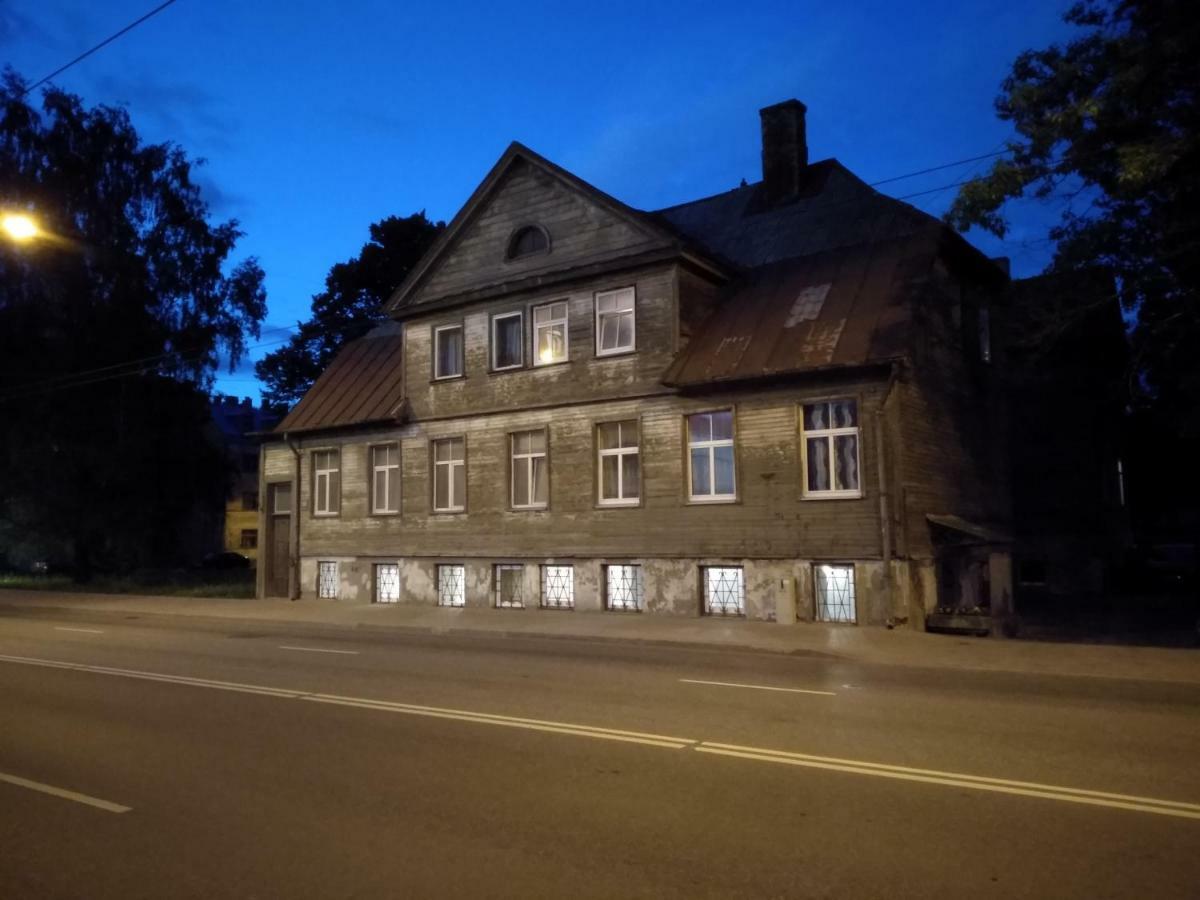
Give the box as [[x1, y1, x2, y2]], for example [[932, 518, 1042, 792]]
[[267, 483, 292, 597]]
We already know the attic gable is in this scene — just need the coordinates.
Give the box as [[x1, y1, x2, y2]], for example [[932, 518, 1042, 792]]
[[387, 144, 719, 315]]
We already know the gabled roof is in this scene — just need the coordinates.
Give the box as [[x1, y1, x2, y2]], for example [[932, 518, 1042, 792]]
[[385, 142, 730, 315], [273, 323, 405, 436], [662, 227, 944, 388]]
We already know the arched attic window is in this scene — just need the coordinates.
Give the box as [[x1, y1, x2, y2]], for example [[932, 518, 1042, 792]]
[[506, 224, 550, 260]]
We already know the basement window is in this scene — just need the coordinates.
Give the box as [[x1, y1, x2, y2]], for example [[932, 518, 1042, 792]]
[[541, 565, 574, 609], [318, 561, 339, 599], [702, 566, 745, 616], [437, 564, 465, 607], [375, 563, 400, 604], [604, 564, 643, 611], [815, 564, 856, 623], [494, 564, 525, 608]]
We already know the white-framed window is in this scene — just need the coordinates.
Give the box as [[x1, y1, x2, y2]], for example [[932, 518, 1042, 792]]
[[703, 566, 745, 616], [533, 301, 568, 366], [491, 311, 524, 370], [317, 561, 339, 600], [494, 564, 525, 608], [437, 564, 465, 607], [433, 324, 464, 379], [312, 449, 340, 515], [595, 287, 635, 356], [511, 429, 548, 509], [815, 564, 856, 623], [604, 564, 643, 611], [540, 565, 574, 609], [375, 563, 400, 604], [432, 438, 465, 512], [687, 410, 736, 501], [371, 443, 400, 514], [598, 420, 639, 506], [802, 400, 861, 497]]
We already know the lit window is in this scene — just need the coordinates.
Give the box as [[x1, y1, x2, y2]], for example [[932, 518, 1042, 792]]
[[541, 565, 574, 609], [318, 561, 339, 599], [595, 287, 635, 355], [511, 430, 548, 509], [434, 325, 464, 379], [802, 400, 860, 497], [375, 563, 400, 604], [437, 564, 465, 607], [432, 438, 466, 512], [703, 566, 745, 616], [494, 564, 525, 608], [239, 529, 258, 549], [371, 443, 400, 514], [507, 225, 548, 259], [815, 564, 856, 623], [533, 301, 568, 365], [687, 411, 736, 501], [605, 564, 643, 611], [598, 420, 639, 506], [492, 311, 524, 370], [312, 449, 340, 515]]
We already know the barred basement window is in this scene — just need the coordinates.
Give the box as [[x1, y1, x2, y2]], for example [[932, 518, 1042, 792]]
[[375, 563, 400, 604], [604, 564, 643, 611], [802, 400, 860, 498], [318, 561, 339, 599], [494, 564, 525, 608], [437, 564, 465, 607], [702, 566, 745, 616], [540, 565, 574, 609], [815, 564, 856, 623]]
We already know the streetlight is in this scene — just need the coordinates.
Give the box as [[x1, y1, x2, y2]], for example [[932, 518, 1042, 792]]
[[2, 213, 40, 242]]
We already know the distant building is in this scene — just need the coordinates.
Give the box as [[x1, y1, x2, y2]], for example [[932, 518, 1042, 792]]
[[210, 396, 280, 564], [259, 99, 1017, 628]]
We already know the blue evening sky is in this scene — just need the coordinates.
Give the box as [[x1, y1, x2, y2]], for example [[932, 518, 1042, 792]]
[[2, 0, 1078, 399]]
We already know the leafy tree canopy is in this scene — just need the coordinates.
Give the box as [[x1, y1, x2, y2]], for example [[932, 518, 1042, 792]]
[[0, 72, 267, 574], [947, 0, 1200, 435], [256, 213, 444, 409]]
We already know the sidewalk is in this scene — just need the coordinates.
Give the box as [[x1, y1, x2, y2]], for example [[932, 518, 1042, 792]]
[[2, 589, 1198, 685]]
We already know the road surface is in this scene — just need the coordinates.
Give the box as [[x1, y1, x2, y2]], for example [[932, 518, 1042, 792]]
[[1, 606, 1197, 898]]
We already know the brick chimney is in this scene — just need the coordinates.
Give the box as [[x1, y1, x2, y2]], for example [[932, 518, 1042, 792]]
[[760, 100, 808, 206]]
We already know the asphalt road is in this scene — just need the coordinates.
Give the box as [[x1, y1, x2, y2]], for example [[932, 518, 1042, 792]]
[[1, 608, 1198, 899]]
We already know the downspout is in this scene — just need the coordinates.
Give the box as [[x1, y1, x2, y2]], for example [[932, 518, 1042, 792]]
[[285, 433, 302, 601], [876, 362, 902, 624]]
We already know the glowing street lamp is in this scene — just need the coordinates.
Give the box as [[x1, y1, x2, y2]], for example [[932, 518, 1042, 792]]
[[2, 213, 40, 242]]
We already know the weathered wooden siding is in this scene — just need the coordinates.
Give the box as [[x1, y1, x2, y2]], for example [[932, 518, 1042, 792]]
[[405, 266, 681, 420], [897, 262, 1010, 559], [408, 158, 666, 307], [277, 374, 888, 563]]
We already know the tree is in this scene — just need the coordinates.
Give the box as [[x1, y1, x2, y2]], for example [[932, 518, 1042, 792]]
[[946, 0, 1200, 436], [256, 213, 444, 409], [0, 72, 267, 575]]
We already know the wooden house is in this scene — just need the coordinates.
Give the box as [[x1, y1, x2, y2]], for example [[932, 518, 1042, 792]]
[[258, 100, 1013, 627]]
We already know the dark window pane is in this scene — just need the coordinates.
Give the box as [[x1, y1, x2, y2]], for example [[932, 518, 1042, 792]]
[[601, 455, 620, 500], [803, 403, 828, 431], [835, 434, 859, 491], [494, 315, 523, 368], [622, 453, 640, 499], [832, 399, 858, 428], [711, 410, 733, 440], [688, 413, 711, 443], [807, 437, 830, 492], [691, 448, 711, 496], [714, 445, 736, 495]]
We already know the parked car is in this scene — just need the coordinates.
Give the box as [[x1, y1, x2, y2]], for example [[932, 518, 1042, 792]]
[[199, 551, 251, 570]]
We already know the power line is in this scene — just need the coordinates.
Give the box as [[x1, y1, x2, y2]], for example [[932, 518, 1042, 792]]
[[868, 150, 1010, 187], [20, 0, 181, 98]]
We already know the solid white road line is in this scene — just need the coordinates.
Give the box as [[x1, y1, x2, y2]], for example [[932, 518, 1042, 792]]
[[695, 742, 1200, 821], [3, 653, 1198, 821], [278, 646, 359, 655], [54, 627, 104, 634], [0, 770, 130, 814], [679, 678, 836, 697]]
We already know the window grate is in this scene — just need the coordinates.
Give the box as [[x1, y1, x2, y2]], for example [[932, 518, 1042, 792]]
[[815, 564, 856, 623], [318, 561, 339, 599], [375, 563, 400, 604], [437, 564, 465, 607], [605, 564, 643, 611], [540, 565, 574, 609], [494, 564, 524, 608], [703, 567, 745, 616]]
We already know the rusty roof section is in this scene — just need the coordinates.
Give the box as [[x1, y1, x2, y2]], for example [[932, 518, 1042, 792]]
[[273, 323, 405, 436], [662, 228, 942, 388]]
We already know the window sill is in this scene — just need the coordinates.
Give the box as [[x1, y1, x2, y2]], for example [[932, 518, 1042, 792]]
[[594, 348, 636, 359], [312, 511, 340, 518], [687, 495, 738, 505], [510, 505, 549, 512], [431, 374, 465, 384], [431, 508, 466, 516], [801, 491, 864, 501], [597, 499, 640, 509], [369, 510, 401, 517]]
